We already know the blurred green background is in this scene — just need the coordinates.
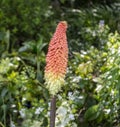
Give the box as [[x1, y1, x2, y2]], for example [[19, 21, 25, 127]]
[[0, 0, 120, 127]]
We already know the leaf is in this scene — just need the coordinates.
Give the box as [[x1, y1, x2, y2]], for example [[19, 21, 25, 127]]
[[1, 104, 7, 110], [37, 38, 47, 52], [31, 121, 42, 127], [0, 32, 5, 41], [60, 0, 66, 4], [4, 30, 10, 44], [84, 105, 100, 121], [1, 88, 8, 98]]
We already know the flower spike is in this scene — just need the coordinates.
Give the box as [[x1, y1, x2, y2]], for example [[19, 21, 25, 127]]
[[44, 21, 68, 95]]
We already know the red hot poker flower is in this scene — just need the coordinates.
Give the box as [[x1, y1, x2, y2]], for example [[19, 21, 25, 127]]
[[44, 21, 68, 95]]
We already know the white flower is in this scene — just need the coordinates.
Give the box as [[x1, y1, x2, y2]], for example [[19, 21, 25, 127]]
[[19, 108, 26, 118], [58, 95, 62, 100], [11, 104, 16, 108], [72, 76, 81, 83], [95, 85, 102, 92], [22, 97, 26, 102], [13, 110, 17, 113], [104, 109, 111, 114], [10, 121, 16, 127], [69, 114, 75, 120], [48, 102, 51, 107], [35, 107, 44, 115], [62, 101, 68, 106], [68, 92, 73, 97], [9, 63, 14, 67], [78, 96, 84, 99], [108, 75, 112, 79], [111, 90, 115, 95], [15, 57, 21, 61], [47, 111, 50, 117], [57, 107, 67, 116]]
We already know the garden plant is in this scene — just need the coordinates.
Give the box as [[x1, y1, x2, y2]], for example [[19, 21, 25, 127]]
[[0, 0, 120, 127]]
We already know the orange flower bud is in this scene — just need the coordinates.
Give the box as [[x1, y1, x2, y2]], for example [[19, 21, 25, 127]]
[[44, 21, 68, 95]]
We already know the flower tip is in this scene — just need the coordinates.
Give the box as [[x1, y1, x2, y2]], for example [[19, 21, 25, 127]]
[[60, 21, 68, 28]]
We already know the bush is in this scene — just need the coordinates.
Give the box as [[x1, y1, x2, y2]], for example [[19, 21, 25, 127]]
[[0, 1, 120, 127]]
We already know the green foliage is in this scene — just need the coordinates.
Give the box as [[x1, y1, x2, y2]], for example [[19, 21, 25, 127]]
[[84, 105, 100, 121], [0, 0, 120, 127], [94, 32, 120, 125], [0, 0, 53, 51]]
